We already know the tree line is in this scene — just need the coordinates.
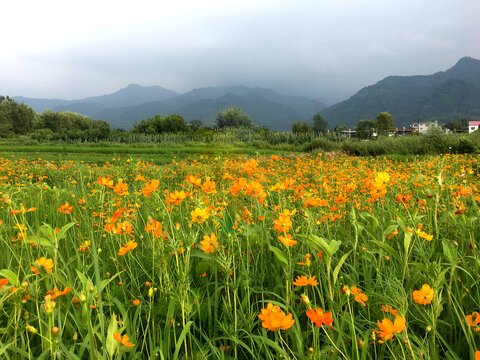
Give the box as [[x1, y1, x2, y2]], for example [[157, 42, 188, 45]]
[[0, 96, 110, 140], [0, 95, 473, 141]]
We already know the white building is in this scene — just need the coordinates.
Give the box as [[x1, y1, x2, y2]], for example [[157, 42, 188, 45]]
[[411, 122, 429, 134], [469, 121, 480, 133]]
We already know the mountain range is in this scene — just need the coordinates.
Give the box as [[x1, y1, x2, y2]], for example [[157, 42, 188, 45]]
[[14, 84, 326, 131], [320, 56, 480, 127], [12, 56, 480, 131]]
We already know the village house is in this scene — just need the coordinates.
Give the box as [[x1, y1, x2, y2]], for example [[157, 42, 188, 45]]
[[469, 120, 480, 133]]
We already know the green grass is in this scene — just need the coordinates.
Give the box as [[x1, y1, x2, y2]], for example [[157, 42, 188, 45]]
[[0, 152, 479, 359]]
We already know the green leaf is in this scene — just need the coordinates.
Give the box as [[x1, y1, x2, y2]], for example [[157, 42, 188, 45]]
[[369, 240, 402, 262], [173, 321, 194, 360], [106, 312, 119, 359], [442, 240, 457, 264], [301, 234, 333, 257], [56, 222, 77, 241], [0, 269, 19, 286], [32, 237, 54, 248], [269, 245, 288, 266], [333, 250, 352, 285], [404, 231, 413, 253], [100, 272, 122, 292], [76, 269, 91, 289], [329, 240, 341, 255], [39, 223, 55, 240]]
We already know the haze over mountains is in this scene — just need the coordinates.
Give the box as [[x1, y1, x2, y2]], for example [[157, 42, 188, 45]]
[[13, 56, 480, 131]]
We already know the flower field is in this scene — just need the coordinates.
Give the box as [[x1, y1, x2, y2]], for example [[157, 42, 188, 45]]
[[0, 153, 479, 359]]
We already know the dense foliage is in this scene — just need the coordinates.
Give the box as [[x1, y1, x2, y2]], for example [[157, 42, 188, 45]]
[[0, 153, 479, 359]]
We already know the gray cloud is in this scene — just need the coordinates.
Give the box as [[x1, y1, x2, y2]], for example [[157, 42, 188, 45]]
[[1, 0, 479, 104]]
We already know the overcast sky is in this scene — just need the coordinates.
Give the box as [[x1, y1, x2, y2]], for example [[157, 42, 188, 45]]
[[1, 0, 479, 104]]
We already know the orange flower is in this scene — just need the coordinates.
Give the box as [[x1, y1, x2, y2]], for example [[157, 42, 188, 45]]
[[306, 307, 333, 327], [343, 286, 368, 306], [31, 257, 54, 274], [133, 299, 140, 306], [273, 214, 292, 233], [118, 240, 138, 256], [230, 178, 247, 194], [165, 190, 187, 206], [245, 181, 267, 204], [185, 174, 202, 186], [106, 221, 134, 236], [113, 179, 129, 196], [142, 179, 159, 197], [96, 176, 113, 188], [200, 233, 218, 253], [200, 177, 216, 194], [279, 209, 297, 217], [113, 332, 135, 347], [413, 284, 434, 305], [380, 305, 398, 316], [57, 202, 74, 214], [374, 316, 406, 343], [293, 275, 318, 286], [387, 228, 398, 239], [351, 286, 368, 307], [476, 350, 480, 360], [258, 303, 295, 331], [466, 312, 480, 332], [297, 253, 311, 266], [10, 205, 37, 215], [45, 287, 71, 300], [278, 234, 297, 247], [145, 219, 165, 239], [0, 278, 8, 290]]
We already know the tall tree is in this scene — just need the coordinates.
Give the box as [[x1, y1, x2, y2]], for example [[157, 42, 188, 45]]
[[0, 100, 35, 135], [291, 120, 312, 133], [312, 114, 328, 133], [374, 112, 394, 136], [356, 119, 375, 139], [215, 106, 253, 128]]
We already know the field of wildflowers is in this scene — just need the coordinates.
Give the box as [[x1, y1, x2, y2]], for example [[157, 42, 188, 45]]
[[0, 152, 479, 359]]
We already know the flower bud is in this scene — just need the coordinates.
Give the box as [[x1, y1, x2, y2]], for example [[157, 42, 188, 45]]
[[26, 324, 37, 334]]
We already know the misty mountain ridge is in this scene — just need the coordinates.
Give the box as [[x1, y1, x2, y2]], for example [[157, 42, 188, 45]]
[[320, 56, 480, 127], [15, 84, 326, 131]]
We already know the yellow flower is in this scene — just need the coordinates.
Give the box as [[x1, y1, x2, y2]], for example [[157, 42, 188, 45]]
[[191, 207, 210, 223], [31, 257, 54, 274], [374, 172, 390, 184]]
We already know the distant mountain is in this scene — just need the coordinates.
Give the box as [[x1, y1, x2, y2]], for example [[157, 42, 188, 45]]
[[15, 84, 326, 131], [15, 84, 178, 115], [96, 86, 325, 130], [12, 97, 69, 113], [320, 56, 480, 127]]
